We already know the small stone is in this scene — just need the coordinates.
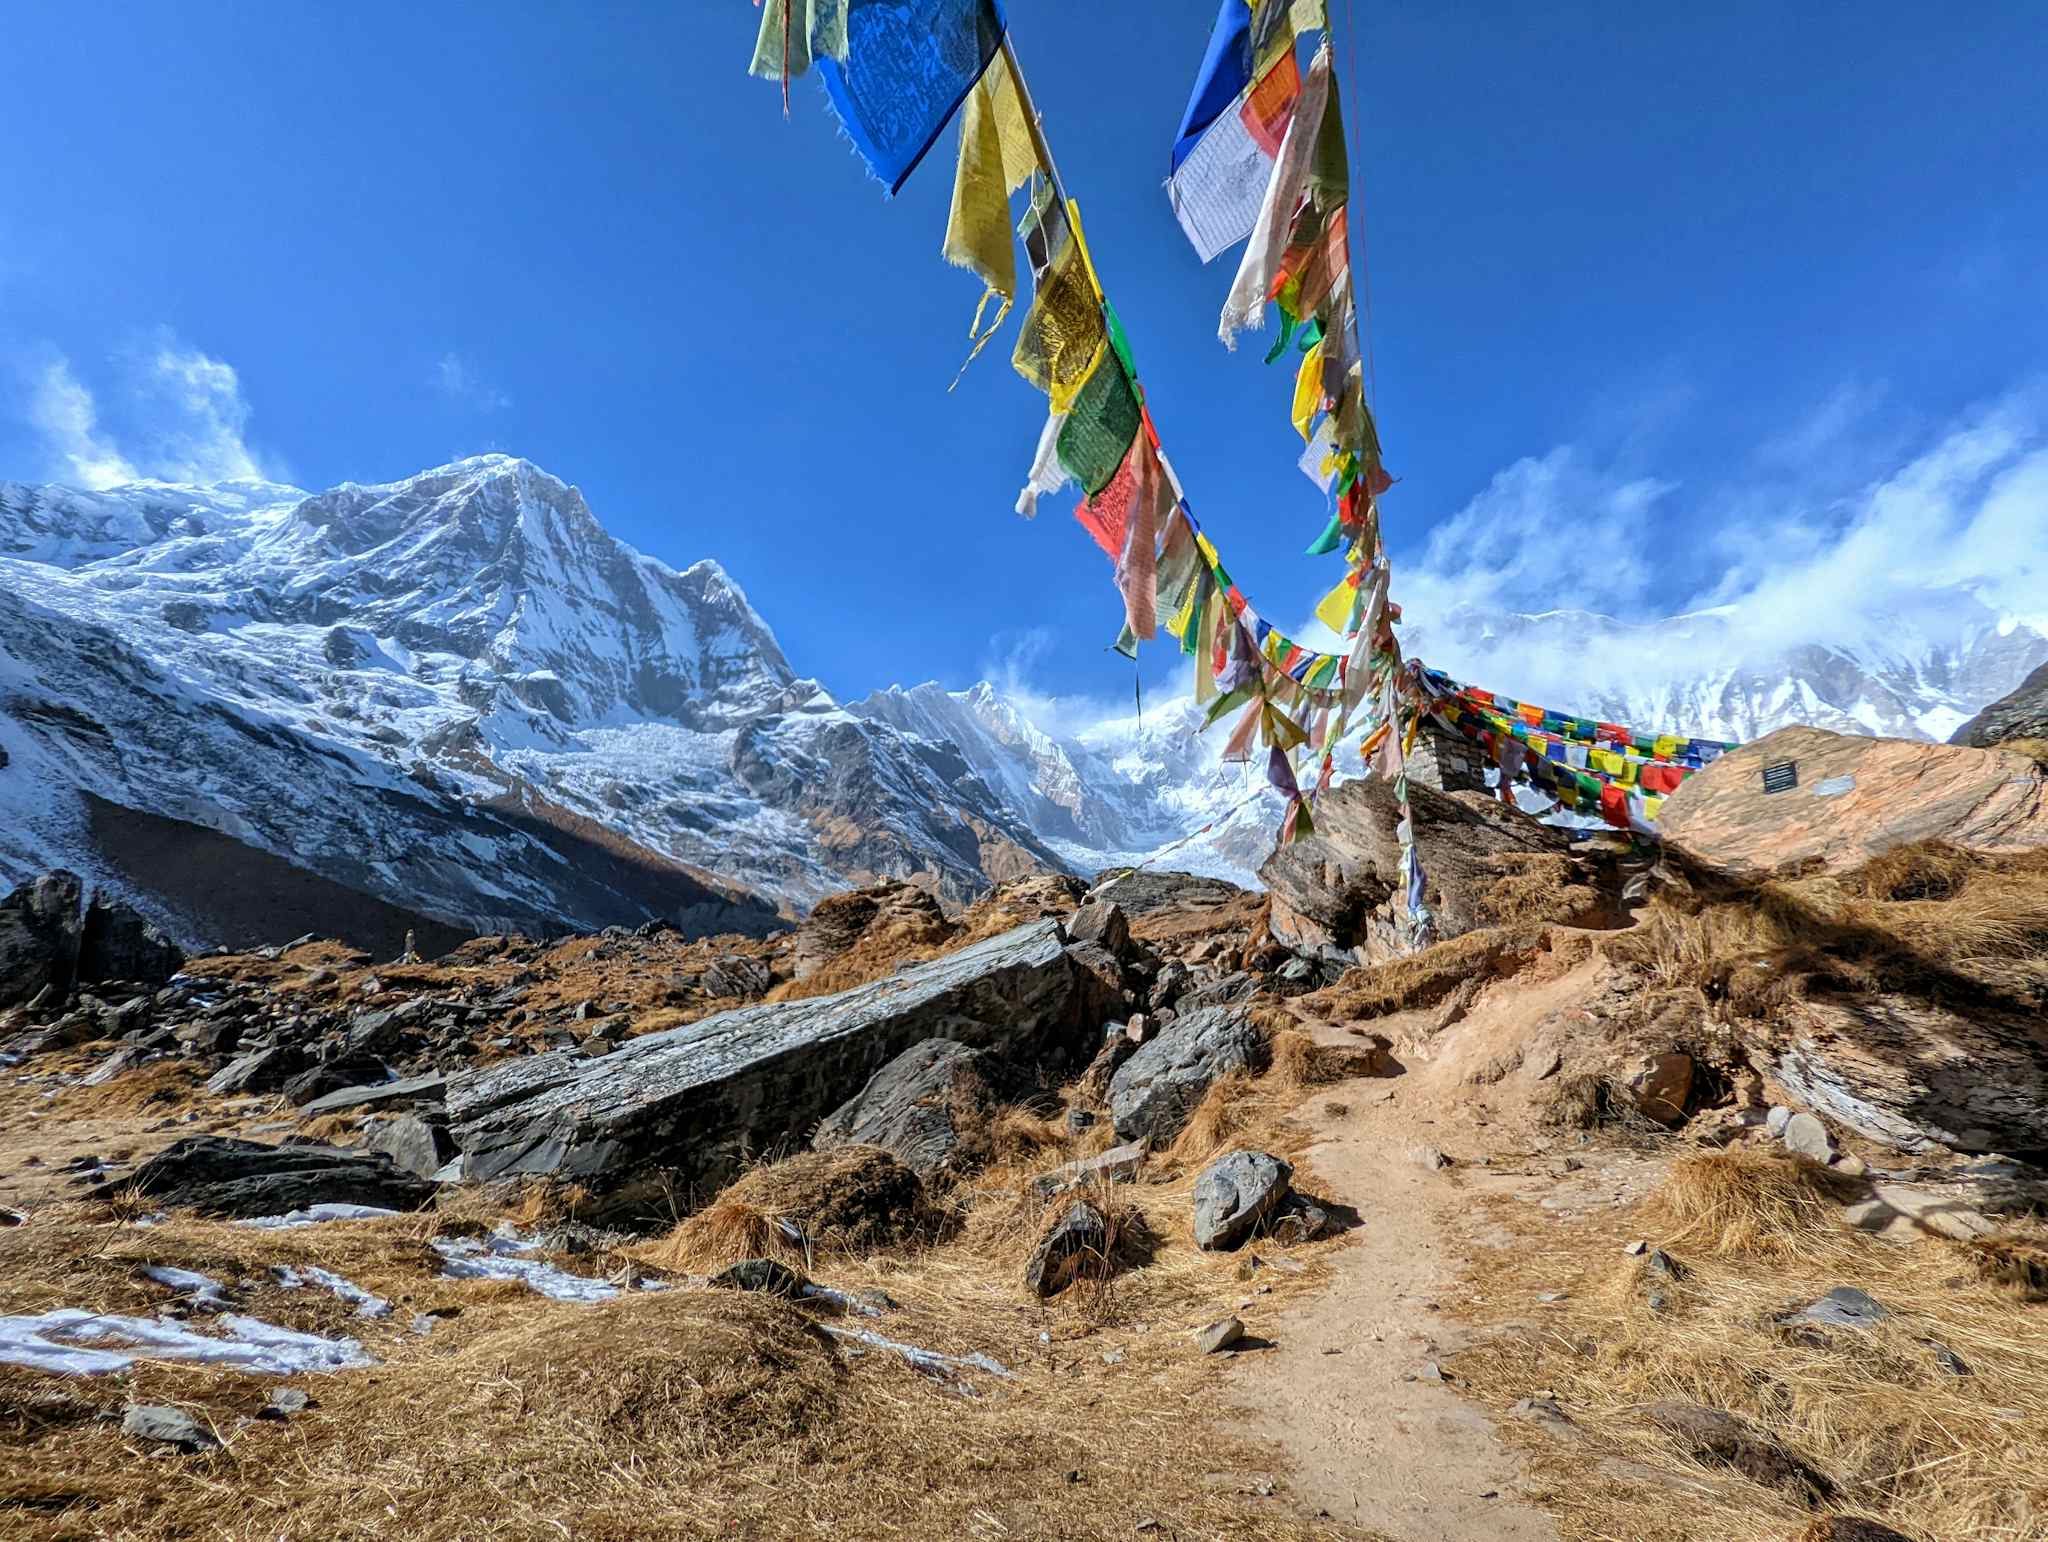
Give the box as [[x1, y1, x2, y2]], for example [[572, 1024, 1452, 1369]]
[[1795, 1286, 1888, 1330], [1623, 1240, 1647, 1256], [1766, 1105, 1794, 1138], [1101, 1348, 1125, 1365], [1930, 1343, 1971, 1376], [1411, 1145, 1450, 1172], [1419, 1359, 1447, 1383], [258, 1387, 313, 1420], [1194, 1316, 1245, 1354], [1781, 1111, 1836, 1163], [1191, 1150, 1293, 1251], [122, 1403, 219, 1452], [1832, 1154, 1869, 1178], [1065, 1107, 1097, 1134], [1123, 1013, 1156, 1045], [1510, 1395, 1575, 1432], [710, 1258, 808, 1298]]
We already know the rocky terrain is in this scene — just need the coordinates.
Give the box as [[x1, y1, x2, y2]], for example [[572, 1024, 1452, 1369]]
[[4, 702, 2046, 1540]]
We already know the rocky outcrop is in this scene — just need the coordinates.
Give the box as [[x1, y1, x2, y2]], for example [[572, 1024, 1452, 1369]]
[[787, 883, 953, 983], [102, 1135, 436, 1218], [76, 895, 185, 987], [1771, 994, 2048, 1155], [1951, 659, 2048, 749], [0, 870, 86, 1008], [812, 1038, 999, 1179], [1108, 1006, 1266, 1145], [1660, 726, 2048, 882], [1259, 777, 1603, 964], [446, 921, 1095, 1218]]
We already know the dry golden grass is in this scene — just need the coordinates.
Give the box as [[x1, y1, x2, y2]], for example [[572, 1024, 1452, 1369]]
[[1993, 735, 2048, 767], [1641, 1151, 1860, 1259], [1477, 852, 1614, 929], [1963, 1233, 2048, 1301], [1302, 924, 1560, 1019], [0, 1040, 1361, 1542], [1452, 1153, 2048, 1542], [1616, 840, 2048, 1018], [643, 1146, 942, 1273]]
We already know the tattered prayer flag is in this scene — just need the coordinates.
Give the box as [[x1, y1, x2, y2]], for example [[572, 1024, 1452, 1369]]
[[1291, 338, 1325, 440], [943, 50, 1038, 355], [1167, 1, 1302, 263], [749, 0, 851, 88], [1055, 342, 1141, 493], [818, 0, 1007, 196], [1222, 694, 1264, 762], [1013, 186, 1108, 413], [1220, 46, 1331, 345], [1014, 407, 1070, 517]]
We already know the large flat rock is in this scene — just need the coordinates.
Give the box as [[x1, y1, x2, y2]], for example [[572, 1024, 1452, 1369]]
[[446, 920, 1086, 1217], [1660, 726, 2048, 882]]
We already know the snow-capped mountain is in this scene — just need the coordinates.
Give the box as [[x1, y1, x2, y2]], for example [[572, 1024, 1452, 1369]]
[[0, 457, 1064, 944], [2, 453, 2042, 949]]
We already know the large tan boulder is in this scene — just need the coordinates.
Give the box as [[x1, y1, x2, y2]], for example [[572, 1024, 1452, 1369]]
[[1659, 726, 2048, 881]]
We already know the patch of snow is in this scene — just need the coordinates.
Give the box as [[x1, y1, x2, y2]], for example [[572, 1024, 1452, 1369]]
[[0, 1309, 373, 1376], [821, 1325, 1014, 1393], [235, 1203, 403, 1230], [431, 1234, 619, 1302], [271, 1263, 391, 1318], [140, 1264, 232, 1311]]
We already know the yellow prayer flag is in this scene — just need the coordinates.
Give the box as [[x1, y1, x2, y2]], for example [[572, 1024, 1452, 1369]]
[[1313, 575, 1354, 634], [1292, 339, 1325, 442]]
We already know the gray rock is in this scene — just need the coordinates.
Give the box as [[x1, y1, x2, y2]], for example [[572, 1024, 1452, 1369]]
[[446, 921, 1091, 1218], [1766, 1104, 1794, 1138], [283, 1054, 391, 1108], [1781, 1111, 1837, 1163], [1033, 1142, 1144, 1200], [1024, 1200, 1108, 1297], [1065, 900, 1131, 956], [77, 897, 184, 988], [1950, 657, 2048, 748], [1795, 1286, 1888, 1330], [812, 1038, 998, 1179], [1176, 971, 1260, 1013], [205, 1045, 311, 1096], [1411, 1144, 1451, 1172], [0, 870, 84, 1010], [1107, 1006, 1266, 1145], [297, 1072, 445, 1119], [344, 999, 432, 1057], [260, 1387, 312, 1420], [1191, 1150, 1294, 1251], [702, 954, 773, 999], [100, 1135, 434, 1218], [1194, 1316, 1245, 1354], [122, 1403, 220, 1451], [1269, 1198, 1330, 1245], [364, 1113, 459, 1179]]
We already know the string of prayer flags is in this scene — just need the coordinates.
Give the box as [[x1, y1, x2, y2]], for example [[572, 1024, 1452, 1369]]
[[942, 49, 1038, 360], [1166, 0, 1306, 262], [1012, 185, 1109, 415], [816, 0, 1008, 195]]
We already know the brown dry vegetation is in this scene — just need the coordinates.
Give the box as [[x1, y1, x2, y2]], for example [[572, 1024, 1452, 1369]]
[[1453, 1149, 2048, 1541], [1611, 839, 2048, 1019], [0, 1036, 1360, 1541]]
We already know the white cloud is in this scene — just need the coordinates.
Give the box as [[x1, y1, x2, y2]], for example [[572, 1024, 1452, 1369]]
[[18, 335, 277, 489], [136, 339, 265, 483], [435, 352, 510, 412], [27, 356, 138, 490]]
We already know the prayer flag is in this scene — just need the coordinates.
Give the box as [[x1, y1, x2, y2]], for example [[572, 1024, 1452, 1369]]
[[818, 0, 1007, 196]]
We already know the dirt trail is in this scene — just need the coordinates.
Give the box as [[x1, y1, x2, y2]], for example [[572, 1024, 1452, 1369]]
[[1230, 963, 1658, 1541]]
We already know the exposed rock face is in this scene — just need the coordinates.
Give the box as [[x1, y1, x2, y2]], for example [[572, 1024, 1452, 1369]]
[[1107, 1006, 1266, 1145], [1191, 1150, 1293, 1251], [365, 1113, 459, 1180], [446, 921, 1092, 1218], [1259, 777, 1600, 964], [812, 1038, 999, 1179], [1771, 995, 2048, 1154], [0, 870, 85, 1008], [104, 1136, 436, 1218], [785, 882, 953, 983], [1951, 659, 2048, 748], [1085, 871, 1245, 918], [1023, 1200, 1108, 1298], [76, 895, 185, 987], [1660, 726, 2048, 881]]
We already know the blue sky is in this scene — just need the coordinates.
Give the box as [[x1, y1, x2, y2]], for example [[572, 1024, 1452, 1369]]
[[4, 1, 2045, 712]]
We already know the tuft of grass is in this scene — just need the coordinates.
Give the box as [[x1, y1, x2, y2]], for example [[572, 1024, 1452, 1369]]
[[1640, 1151, 1857, 1259], [644, 1146, 941, 1274]]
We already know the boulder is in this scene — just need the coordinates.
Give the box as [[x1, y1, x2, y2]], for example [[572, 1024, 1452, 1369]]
[[702, 955, 773, 999], [445, 921, 1090, 1219], [122, 1403, 220, 1452], [76, 897, 184, 988], [1107, 1006, 1266, 1145], [0, 870, 85, 1009], [1660, 726, 2048, 882], [1800, 1519, 1915, 1542], [365, 1113, 459, 1179], [787, 881, 953, 983], [1023, 1200, 1108, 1297], [1065, 900, 1131, 956], [1950, 658, 2048, 749], [1194, 1316, 1245, 1354], [1780, 1111, 1836, 1163], [1772, 994, 2048, 1154], [284, 1055, 392, 1108], [811, 1038, 999, 1179], [1086, 870, 1246, 918], [101, 1135, 435, 1218], [206, 1044, 311, 1096], [1259, 778, 1598, 964], [1628, 1052, 1695, 1126], [1191, 1150, 1293, 1251]]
